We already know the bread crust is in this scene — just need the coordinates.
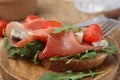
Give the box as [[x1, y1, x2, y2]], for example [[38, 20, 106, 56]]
[[42, 53, 107, 72]]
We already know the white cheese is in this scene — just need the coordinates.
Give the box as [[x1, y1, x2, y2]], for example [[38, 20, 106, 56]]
[[92, 39, 108, 48], [11, 28, 28, 40], [75, 32, 84, 43]]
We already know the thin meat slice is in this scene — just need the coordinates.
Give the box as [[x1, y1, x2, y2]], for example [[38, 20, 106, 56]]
[[6, 22, 55, 47], [6, 22, 34, 47], [33, 30, 93, 59], [24, 19, 45, 30]]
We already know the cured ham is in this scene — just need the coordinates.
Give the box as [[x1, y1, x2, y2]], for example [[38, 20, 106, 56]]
[[37, 31, 93, 59], [6, 22, 35, 47], [24, 19, 45, 30], [6, 21, 94, 59], [24, 19, 61, 30]]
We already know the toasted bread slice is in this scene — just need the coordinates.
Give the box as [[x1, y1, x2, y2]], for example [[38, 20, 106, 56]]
[[42, 53, 107, 72]]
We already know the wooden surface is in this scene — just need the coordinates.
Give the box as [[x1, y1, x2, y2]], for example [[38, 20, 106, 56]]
[[0, 0, 120, 80]]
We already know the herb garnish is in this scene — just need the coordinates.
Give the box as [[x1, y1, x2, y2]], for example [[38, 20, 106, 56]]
[[39, 70, 104, 80], [4, 38, 45, 64], [80, 50, 97, 60], [53, 25, 79, 34], [50, 50, 97, 64], [103, 41, 117, 55]]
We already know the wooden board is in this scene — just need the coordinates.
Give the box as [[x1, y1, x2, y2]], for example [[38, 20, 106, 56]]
[[0, 38, 119, 80]]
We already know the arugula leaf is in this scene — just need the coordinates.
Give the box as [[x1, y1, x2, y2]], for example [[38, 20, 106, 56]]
[[39, 73, 63, 80], [4, 38, 13, 50], [62, 70, 104, 79], [104, 41, 117, 55], [7, 48, 18, 57], [17, 47, 31, 56], [27, 40, 45, 53], [80, 51, 97, 60], [53, 25, 78, 34], [7, 47, 30, 58], [39, 70, 104, 80], [49, 50, 97, 64], [4, 38, 45, 61], [66, 70, 73, 75]]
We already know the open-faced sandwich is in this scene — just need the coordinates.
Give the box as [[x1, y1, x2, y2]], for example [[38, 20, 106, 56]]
[[2, 15, 118, 80]]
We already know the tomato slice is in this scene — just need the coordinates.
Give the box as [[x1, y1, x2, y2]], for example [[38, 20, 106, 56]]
[[41, 20, 62, 29], [83, 24, 103, 42], [24, 15, 40, 23], [0, 20, 8, 37]]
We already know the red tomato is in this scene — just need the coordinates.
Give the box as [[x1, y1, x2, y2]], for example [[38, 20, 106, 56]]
[[41, 20, 62, 29], [83, 24, 103, 42], [24, 15, 40, 23], [0, 20, 8, 37]]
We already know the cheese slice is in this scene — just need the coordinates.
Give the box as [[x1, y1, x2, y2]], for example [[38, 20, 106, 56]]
[[75, 32, 84, 43], [11, 28, 28, 41], [92, 40, 108, 48]]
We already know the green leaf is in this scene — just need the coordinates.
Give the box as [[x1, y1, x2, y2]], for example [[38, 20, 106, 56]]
[[52, 28, 63, 34], [7, 47, 30, 58], [5, 39, 44, 59], [27, 40, 45, 53], [53, 25, 78, 34], [17, 47, 30, 56], [80, 51, 97, 60], [39, 70, 104, 80], [7, 48, 19, 58], [63, 25, 70, 32], [59, 71, 103, 80], [104, 41, 117, 55], [39, 73, 63, 80], [66, 70, 73, 75], [71, 26, 77, 32], [4, 38, 13, 50], [88, 70, 96, 77]]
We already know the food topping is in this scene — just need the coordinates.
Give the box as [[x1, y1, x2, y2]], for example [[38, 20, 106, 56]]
[[53, 25, 77, 34], [0, 20, 8, 37], [83, 24, 103, 42], [24, 15, 62, 30], [40, 20, 62, 29], [92, 39, 108, 48], [11, 28, 28, 41], [39, 70, 104, 80], [5, 15, 117, 60], [75, 32, 84, 43], [6, 21, 93, 59], [24, 15, 40, 23], [4, 38, 45, 64]]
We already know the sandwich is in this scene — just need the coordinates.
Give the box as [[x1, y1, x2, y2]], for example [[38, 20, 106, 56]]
[[3, 15, 117, 80]]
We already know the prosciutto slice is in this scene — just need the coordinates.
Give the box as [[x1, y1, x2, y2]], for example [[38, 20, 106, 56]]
[[6, 21, 93, 59], [6, 22, 35, 47], [37, 31, 92, 59], [24, 19, 45, 30]]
